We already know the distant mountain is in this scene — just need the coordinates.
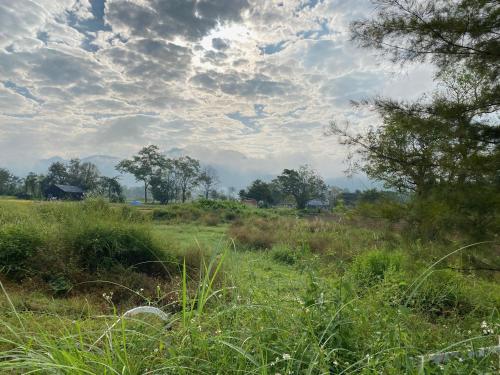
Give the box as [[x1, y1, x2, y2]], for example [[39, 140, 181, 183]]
[[81, 155, 122, 177], [31, 156, 65, 173]]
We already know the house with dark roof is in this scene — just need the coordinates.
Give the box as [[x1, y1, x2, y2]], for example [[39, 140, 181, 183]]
[[45, 184, 84, 200]]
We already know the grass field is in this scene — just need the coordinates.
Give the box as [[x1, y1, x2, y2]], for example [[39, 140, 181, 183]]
[[0, 199, 498, 373]]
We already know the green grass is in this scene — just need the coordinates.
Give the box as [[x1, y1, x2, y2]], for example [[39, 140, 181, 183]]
[[0, 200, 499, 373], [152, 223, 227, 249]]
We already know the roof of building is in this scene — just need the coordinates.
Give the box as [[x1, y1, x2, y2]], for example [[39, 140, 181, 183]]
[[54, 184, 84, 193], [306, 199, 329, 206], [242, 198, 258, 205]]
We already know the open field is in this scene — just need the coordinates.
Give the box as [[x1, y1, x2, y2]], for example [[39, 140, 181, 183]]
[[0, 199, 499, 374]]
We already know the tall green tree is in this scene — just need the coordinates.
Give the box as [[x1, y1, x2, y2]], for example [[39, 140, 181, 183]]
[[24, 172, 42, 198], [242, 179, 274, 206], [351, 0, 499, 137], [67, 159, 100, 191], [116, 145, 165, 203], [0, 168, 20, 196], [98, 176, 124, 203], [150, 159, 178, 204], [46, 162, 68, 185], [274, 166, 327, 209], [174, 156, 200, 203]]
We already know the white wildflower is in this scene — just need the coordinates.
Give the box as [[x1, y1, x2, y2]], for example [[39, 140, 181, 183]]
[[481, 321, 494, 335]]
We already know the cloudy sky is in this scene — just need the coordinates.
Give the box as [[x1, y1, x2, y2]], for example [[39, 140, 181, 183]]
[[0, 0, 435, 183]]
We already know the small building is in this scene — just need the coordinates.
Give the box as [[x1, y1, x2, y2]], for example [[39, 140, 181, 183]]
[[45, 184, 84, 200], [241, 198, 258, 207], [306, 199, 329, 210]]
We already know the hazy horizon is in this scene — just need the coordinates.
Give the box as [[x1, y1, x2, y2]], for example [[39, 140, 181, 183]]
[[11, 148, 376, 191]]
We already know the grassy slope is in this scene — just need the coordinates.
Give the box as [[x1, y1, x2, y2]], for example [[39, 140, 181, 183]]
[[0, 200, 499, 373]]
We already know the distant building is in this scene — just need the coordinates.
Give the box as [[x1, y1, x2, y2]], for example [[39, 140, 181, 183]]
[[306, 199, 329, 210], [45, 184, 84, 200], [241, 198, 258, 207]]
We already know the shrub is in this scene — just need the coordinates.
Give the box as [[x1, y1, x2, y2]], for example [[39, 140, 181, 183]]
[[0, 225, 42, 279], [224, 211, 239, 221], [356, 200, 407, 223], [119, 205, 147, 222], [152, 208, 176, 221], [304, 234, 333, 254], [228, 222, 277, 249], [70, 223, 173, 275], [349, 250, 404, 288], [47, 275, 73, 295], [406, 270, 499, 317], [202, 213, 220, 226], [270, 245, 298, 265], [195, 199, 245, 211]]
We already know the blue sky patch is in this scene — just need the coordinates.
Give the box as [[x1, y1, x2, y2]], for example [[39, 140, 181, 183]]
[[3, 81, 43, 104]]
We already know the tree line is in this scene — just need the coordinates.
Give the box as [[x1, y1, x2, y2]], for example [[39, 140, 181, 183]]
[[0, 159, 124, 202], [1, 147, 398, 211], [117, 145, 336, 209], [1, 144, 344, 210]]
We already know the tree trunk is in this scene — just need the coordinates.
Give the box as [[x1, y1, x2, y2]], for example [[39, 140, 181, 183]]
[[144, 182, 148, 203]]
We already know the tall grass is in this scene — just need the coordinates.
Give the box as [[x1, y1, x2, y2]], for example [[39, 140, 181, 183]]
[[0, 201, 498, 373], [0, 200, 184, 301]]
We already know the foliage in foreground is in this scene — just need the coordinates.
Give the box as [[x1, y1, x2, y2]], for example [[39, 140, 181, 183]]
[[1, 245, 498, 374], [0, 200, 178, 298], [0, 201, 499, 374]]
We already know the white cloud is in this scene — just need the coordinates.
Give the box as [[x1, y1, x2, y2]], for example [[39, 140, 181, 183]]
[[0, 0, 437, 184]]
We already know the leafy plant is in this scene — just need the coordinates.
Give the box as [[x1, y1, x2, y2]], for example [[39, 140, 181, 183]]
[[0, 225, 41, 279]]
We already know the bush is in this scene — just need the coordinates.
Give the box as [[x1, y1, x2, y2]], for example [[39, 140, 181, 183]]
[[224, 211, 239, 221], [195, 199, 245, 211], [270, 245, 298, 265], [228, 221, 277, 249], [0, 225, 42, 279], [70, 223, 173, 275], [406, 270, 499, 317], [202, 213, 220, 226], [356, 200, 407, 223], [349, 250, 404, 288], [152, 208, 176, 221], [119, 205, 147, 222]]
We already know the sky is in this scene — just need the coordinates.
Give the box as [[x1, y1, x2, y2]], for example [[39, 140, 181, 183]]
[[0, 0, 436, 185]]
